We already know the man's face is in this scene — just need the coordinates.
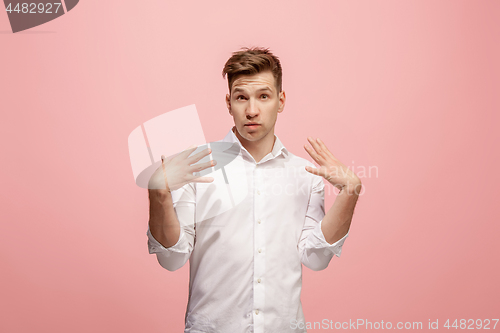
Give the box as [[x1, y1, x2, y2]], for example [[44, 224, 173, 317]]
[[226, 70, 286, 145]]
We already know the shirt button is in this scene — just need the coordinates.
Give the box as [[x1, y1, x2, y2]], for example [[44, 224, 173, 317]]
[[257, 278, 261, 283], [257, 190, 260, 195], [257, 219, 261, 224], [258, 248, 262, 253], [255, 309, 259, 315]]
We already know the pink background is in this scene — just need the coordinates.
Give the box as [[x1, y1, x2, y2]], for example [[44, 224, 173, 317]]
[[1, 0, 499, 332]]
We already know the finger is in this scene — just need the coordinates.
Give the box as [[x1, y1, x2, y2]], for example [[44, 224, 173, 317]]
[[190, 160, 217, 173], [180, 146, 199, 158], [316, 138, 338, 161], [303, 144, 320, 164], [305, 166, 320, 176], [173, 144, 199, 160], [304, 144, 322, 164], [166, 147, 198, 164], [306, 166, 330, 180], [187, 147, 213, 165], [307, 137, 324, 156], [190, 176, 215, 183]]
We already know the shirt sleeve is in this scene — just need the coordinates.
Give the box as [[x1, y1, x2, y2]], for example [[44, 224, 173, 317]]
[[146, 183, 196, 271], [298, 171, 349, 271]]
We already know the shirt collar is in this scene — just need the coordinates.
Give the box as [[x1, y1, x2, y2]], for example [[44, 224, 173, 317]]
[[222, 126, 289, 160]]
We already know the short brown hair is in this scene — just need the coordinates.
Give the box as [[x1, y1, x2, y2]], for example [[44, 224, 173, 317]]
[[222, 46, 283, 95]]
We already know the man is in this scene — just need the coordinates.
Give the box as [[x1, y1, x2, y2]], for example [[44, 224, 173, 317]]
[[147, 47, 362, 333]]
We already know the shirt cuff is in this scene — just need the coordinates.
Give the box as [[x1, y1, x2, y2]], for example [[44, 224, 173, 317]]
[[146, 227, 187, 255], [308, 219, 349, 257]]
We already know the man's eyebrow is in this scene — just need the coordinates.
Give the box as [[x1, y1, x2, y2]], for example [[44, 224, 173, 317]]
[[232, 88, 246, 94], [232, 87, 273, 94]]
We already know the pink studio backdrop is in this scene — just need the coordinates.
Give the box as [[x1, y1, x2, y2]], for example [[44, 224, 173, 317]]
[[1, 0, 499, 332]]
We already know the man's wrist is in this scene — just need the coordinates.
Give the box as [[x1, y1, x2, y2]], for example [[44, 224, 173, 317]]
[[339, 181, 363, 196], [148, 188, 172, 203]]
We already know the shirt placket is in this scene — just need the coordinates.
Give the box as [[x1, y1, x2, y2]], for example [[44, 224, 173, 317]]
[[252, 162, 266, 333]]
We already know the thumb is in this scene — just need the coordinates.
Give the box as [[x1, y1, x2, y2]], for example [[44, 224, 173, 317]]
[[305, 166, 318, 175]]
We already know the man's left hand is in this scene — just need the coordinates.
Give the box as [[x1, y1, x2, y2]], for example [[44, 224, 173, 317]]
[[304, 137, 362, 195]]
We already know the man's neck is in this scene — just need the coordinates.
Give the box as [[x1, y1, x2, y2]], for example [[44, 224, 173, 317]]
[[232, 126, 276, 163]]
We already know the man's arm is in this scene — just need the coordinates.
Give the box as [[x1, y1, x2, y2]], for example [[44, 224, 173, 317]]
[[303, 137, 362, 250], [320, 184, 360, 245], [298, 172, 350, 271], [149, 189, 181, 248], [146, 147, 215, 271], [147, 185, 196, 271]]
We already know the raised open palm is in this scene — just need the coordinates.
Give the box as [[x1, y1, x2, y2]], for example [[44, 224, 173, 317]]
[[148, 146, 216, 191], [304, 137, 361, 193]]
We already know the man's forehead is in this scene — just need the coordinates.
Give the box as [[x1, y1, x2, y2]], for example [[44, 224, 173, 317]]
[[231, 71, 276, 92]]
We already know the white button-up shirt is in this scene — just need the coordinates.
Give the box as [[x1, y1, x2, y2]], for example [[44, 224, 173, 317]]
[[147, 127, 349, 333]]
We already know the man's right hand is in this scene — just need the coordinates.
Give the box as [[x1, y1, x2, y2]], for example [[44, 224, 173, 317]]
[[148, 146, 217, 191]]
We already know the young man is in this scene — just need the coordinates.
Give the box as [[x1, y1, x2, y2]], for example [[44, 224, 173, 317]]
[[147, 47, 362, 333]]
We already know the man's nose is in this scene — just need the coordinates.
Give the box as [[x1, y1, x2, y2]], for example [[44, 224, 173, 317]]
[[246, 99, 259, 118]]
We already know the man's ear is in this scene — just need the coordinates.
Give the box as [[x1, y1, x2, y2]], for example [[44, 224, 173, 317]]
[[226, 93, 232, 115], [278, 90, 286, 113]]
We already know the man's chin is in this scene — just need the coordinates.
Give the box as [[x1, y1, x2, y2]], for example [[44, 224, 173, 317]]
[[242, 134, 262, 142]]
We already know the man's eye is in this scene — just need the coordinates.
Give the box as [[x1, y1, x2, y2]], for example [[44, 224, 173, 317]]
[[261, 94, 269, 99], [236, 95, 246, 100]]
